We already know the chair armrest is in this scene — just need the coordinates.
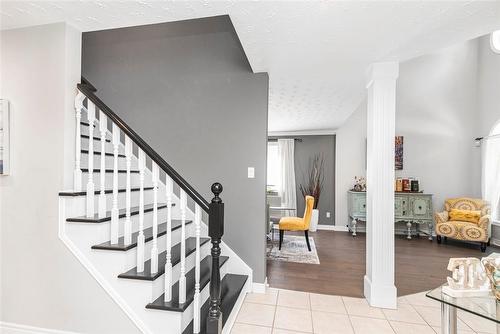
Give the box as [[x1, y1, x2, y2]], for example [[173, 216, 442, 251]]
[[479, 214, 491, 230], [435, 211, 449, 224]]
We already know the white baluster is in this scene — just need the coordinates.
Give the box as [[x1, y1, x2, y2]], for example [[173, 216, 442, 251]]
[[74, 92, 85, 192], [179, 189, 187, 304], [193, 204, 202, 333], [110, 123, 120, 244], [98, 112, 107, 219], [137, 150, 146, 272], [85, 101, 96, 218], [164, 176, 173, 302], [124, 136, 132, 246], [150, 162, 159, 274]]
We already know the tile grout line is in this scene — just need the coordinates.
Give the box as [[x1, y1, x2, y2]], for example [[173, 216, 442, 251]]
[[309, 292, 314, 334], [411, 301, 441, 331], [271, 289, 279, 330], [341, 296, 357, 333]]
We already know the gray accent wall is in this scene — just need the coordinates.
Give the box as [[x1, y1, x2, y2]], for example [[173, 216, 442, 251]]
[[82, 16, 268, 283], [294, 136, 336, 225]]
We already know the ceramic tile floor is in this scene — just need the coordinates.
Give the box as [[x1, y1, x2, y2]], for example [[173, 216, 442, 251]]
[[230, 288, 497, 334]]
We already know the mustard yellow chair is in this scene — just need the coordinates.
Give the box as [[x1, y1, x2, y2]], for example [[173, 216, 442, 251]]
[[435, 197, 491, 252], [279, 195, 315, 251]]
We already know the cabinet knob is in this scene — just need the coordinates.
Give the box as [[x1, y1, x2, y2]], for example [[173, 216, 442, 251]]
[[418, 206, 422, 210]]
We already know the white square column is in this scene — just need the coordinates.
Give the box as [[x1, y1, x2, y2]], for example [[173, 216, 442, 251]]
[[364, 62, 399, 309]]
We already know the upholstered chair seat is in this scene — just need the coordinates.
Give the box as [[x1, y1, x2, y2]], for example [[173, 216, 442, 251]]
[[278, 195, 315, 251], [435, 197, 490, 252]]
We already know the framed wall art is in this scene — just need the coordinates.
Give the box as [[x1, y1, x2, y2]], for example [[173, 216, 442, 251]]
[[395, 136, 404, 170]]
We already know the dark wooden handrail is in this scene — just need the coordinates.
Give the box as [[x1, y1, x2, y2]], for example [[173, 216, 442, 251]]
[[77, 81, 210, 212]]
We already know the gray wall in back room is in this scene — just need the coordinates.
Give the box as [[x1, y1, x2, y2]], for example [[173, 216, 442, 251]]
[[294, 135, 336, 225], [82, 15, 268, 283]]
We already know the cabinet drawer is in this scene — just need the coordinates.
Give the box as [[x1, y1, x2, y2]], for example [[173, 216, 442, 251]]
[[395, 196, 409, 217], [411, 197, 432, 218], [354, 196, 366, 213]]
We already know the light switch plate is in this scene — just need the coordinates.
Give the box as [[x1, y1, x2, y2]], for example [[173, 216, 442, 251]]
[[326, 212, 331, 218], [247, 167, 255, 178]]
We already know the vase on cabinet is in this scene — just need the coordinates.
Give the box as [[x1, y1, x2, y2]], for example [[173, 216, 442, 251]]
[[310, 209, 319, 232]]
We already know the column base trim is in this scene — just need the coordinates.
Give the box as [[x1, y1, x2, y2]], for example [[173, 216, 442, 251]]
[[364, 275, 397, 309]]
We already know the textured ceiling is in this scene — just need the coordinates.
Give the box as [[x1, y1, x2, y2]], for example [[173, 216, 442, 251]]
[[2, 1, 500, 132]]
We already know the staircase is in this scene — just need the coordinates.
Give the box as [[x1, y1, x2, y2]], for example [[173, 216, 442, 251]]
[[58, 79, 252, 334]]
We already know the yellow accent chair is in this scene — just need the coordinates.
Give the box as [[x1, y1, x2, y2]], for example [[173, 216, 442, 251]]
[[279, 195, 315, 251], [435, 197, 491, 252]]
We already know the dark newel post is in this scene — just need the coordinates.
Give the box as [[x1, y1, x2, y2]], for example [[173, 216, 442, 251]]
[[207, 182, 224, 334]]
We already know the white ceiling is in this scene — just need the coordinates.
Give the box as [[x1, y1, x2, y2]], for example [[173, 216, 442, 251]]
[[2, 1, 500, 132]]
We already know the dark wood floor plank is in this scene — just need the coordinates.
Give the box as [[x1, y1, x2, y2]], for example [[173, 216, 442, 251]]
[[267, 230, 495, 297]]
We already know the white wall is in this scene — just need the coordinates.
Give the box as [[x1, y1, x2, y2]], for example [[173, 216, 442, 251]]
[[335, 101, 367, 229], [0, 23, 140, 334], [336, 40, 482, 228]]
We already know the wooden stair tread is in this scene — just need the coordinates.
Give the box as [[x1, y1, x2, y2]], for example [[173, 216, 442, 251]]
[[146, 256, 229, 312], [118, 237, 210, 281], [81, 134, 111, 142], [182, 274, 248, 334], [92, 219, 190, 251], [66, 203, 168, 223], [59, 186, 154, 197], [81, 149, 126, 158], [81, 168, 140, 173]]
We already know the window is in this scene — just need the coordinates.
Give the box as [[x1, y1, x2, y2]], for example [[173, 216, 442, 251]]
[[490, 30, 500, 54], [267, 142, 281, 193], [484, 121, 500, 222]]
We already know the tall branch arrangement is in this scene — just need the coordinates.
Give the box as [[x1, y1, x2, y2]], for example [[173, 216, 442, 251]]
[[299, 154, 324, 210]]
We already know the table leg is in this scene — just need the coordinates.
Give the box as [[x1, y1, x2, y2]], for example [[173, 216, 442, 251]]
[[406, 221, 412, 240], [441, 303, 457, 334], [352, 218, 357, 237], [428, 221, 433, 241]]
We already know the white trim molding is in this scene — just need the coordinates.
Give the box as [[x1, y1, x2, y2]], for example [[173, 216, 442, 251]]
[[316, 224, 348, 231], [268, 129, 336, 137], [0, 322, 80, 334], [252, 277, 268, 294]]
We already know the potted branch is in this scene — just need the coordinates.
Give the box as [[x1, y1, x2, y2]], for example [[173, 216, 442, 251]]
[[299, 154, 324, 232]]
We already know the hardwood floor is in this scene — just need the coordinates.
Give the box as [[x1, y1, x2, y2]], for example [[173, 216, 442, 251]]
[[266, 230, 495, 297]]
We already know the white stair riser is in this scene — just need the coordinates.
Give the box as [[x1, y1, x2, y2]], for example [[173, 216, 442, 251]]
[[181, 268, 228, 332], [63, 189, 156, 215], [81, 137, 125, 155], [81, 171, 153, 189], [64, 210, 159, 245], [150, 240, 212, 302], [81, 152, 139, 170], [95, 224, 190, 273]]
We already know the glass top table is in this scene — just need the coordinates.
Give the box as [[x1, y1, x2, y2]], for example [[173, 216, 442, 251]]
[[426, 285, 499, 334]]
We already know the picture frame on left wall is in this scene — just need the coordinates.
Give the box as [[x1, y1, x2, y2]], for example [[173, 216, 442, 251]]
[[0, 99, 10, 175]]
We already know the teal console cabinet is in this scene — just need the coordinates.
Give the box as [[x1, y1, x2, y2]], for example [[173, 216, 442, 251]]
[[347, 191, 433, 240]]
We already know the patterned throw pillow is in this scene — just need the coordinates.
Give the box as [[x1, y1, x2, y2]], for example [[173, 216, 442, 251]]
[[449, 208, 481, 224]]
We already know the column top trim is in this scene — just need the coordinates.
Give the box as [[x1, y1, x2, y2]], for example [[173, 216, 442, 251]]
[[366, 61, 399, 87]]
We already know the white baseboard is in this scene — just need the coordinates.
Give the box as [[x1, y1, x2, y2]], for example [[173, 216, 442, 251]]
[[316, 224, 349, 232], [252, 277, 268, 293], [0, 322, 80, 334]]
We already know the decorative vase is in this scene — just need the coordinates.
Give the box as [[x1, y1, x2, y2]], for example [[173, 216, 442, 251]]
[[310, 209, 319, 232]]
